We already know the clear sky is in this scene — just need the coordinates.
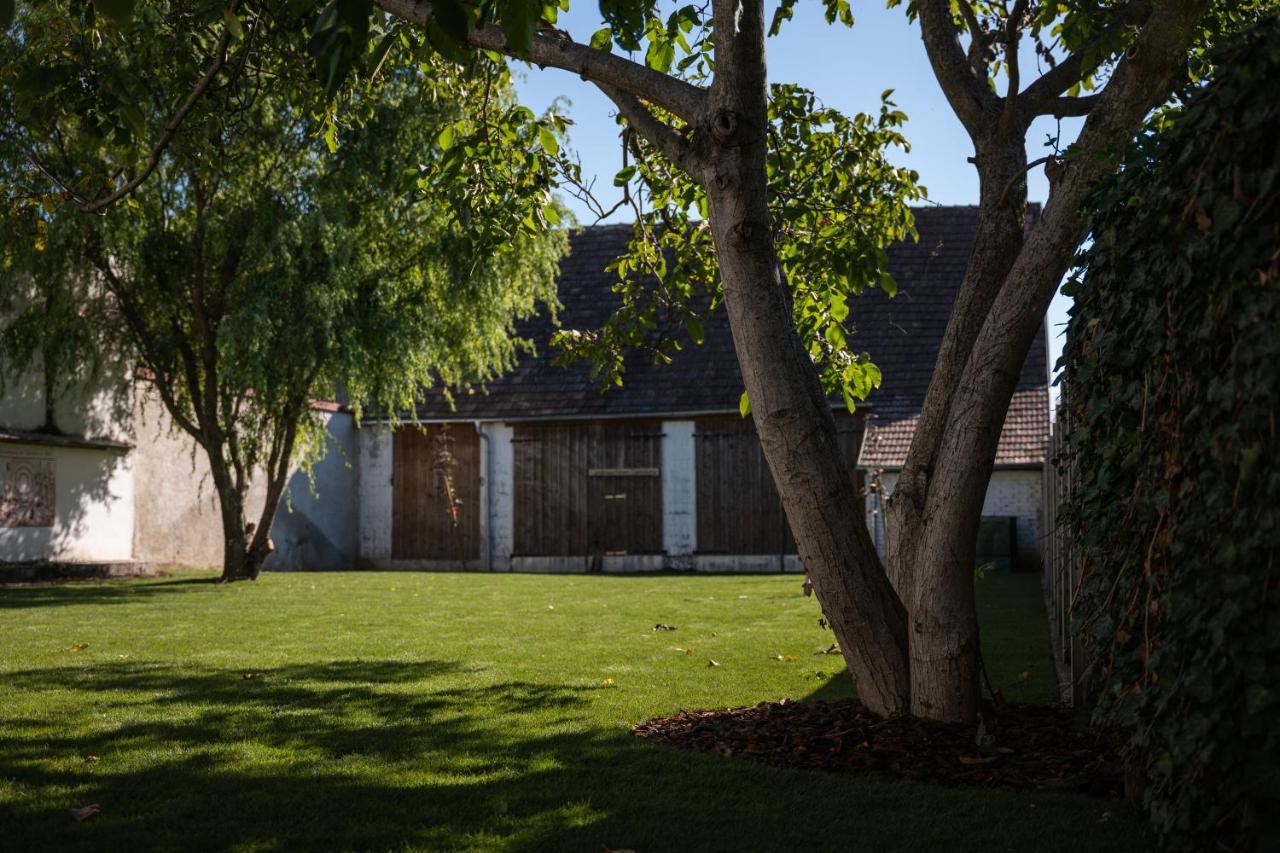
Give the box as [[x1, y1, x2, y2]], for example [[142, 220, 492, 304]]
[[510, 1, 1078, 399]]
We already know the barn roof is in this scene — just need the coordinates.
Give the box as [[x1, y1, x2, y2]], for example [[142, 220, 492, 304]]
[[406, 206, 1050, 468]]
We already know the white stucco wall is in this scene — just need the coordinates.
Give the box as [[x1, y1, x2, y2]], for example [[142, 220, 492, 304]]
[[0, 444, 134, 563], [661, 420, 696, 566], [485, 422, 515, 571], [270, 412, 357, 571], [356, 426, 393, 563], [864, 468, 1044, 568]]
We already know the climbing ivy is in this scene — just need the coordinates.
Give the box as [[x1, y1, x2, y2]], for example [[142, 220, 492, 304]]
[[1060, 17, 1280, 852]]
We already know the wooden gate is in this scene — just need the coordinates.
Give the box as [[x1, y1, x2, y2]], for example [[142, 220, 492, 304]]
[[391, 424, 481, 563], [512, 420, 663, 557], [694, 414, 864, 555]]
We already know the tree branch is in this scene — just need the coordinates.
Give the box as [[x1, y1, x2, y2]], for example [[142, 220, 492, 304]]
[[916, 0, 999, 133], [375, 0, 708, 124], [75, 8, 240, 213], [597, 85, 703, 180], [1001, 0, 1029, 131], [1019, 0, 1152, 116], [1046, 94, 1103, 117]]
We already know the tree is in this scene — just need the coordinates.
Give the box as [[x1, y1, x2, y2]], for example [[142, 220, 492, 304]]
[[0, 3, 567, 581], [354, 0, 1233, 722]]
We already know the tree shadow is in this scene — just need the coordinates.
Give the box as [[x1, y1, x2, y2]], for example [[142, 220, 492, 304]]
[[0, 576, 220, 610], [0, 656, 1149, 853]]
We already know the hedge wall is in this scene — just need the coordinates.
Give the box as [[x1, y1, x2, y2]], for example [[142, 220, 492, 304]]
[[1060, 18, 1279, 852]]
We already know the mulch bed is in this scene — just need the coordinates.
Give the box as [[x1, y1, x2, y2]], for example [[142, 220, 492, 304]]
[[632, 699, 1122, 795]]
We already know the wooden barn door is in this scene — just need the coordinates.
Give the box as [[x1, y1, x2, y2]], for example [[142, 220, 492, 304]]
[[512, 420, 663, 558], [694, 413, 864, 555], [392, 424, 481, 563], [586, 421, 663, 556]]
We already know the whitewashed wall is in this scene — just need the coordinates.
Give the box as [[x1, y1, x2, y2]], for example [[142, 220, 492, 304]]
[[661, 420, 696, 567], [864, 468, 1044, 568], [0, 444, 133, 563], [356, 426, 393, 564]]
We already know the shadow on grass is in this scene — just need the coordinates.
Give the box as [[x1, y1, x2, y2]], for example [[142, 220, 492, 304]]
[[0, 577, 219, 610], [0, 655, 1148, 853]]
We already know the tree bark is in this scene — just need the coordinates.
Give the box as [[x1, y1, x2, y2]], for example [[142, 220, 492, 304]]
[[892, 0, 1211, 722], [702, 0, 911, 717]]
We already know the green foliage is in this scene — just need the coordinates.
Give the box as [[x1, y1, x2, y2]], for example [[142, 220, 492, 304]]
[[1, 1, 566, 476], [552, 85, 922, 411], [1061, 18, 1280, 851]]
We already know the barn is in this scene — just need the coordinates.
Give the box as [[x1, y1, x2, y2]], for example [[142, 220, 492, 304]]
[[355, 206, 1051, 573]]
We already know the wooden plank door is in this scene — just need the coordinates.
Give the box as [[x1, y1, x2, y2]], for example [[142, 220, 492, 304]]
[[586, 420, 663, 555], [392, 424, 481, 562]]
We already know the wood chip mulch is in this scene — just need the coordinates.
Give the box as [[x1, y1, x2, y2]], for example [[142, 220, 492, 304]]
[[632, 698, 1122, 795]]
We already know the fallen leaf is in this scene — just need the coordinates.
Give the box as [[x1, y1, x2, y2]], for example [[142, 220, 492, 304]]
[[69, 804, 101, 822], [85, 755, 99, 764], [601, 677, 615, 686], [547, 605, 555, 610], [117, 654, 129, 660], [707, 659, 720, 667], [243, 672, 257, 680], [771, 654, 784, 661], [785, 655, 799, 662], [68, 643, 89, 652], [652, 623, 677, 632]]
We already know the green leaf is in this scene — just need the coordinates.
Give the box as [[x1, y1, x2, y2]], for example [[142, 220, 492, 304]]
[[589, 27, 613, 50], [738, 391, 751, 417], [0, 0, 15, 29], [686, 317, 704, 344], [221, 5, 245, 41], [497, 0, 537, 55], [437, 125, 455, 150], [613, 165, 637, 186], [538, 126, 559, 156]]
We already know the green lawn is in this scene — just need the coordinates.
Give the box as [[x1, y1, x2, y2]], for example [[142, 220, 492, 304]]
[[0, 570, 1147, 852]]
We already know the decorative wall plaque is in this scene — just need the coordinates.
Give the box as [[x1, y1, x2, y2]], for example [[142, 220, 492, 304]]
[[0, 455, 55, 527]]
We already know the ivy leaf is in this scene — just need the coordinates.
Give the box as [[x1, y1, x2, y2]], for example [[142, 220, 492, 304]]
[[93, 0, 135, 26]]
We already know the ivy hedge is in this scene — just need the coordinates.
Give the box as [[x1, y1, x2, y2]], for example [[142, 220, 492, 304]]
[[1060, 17, 1279, 852]]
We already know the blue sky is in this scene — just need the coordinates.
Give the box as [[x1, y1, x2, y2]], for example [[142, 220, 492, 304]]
[[510, 1, 1078, 395]]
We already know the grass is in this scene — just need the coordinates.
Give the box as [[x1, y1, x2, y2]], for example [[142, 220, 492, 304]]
[[0, 570, 1148, 852]]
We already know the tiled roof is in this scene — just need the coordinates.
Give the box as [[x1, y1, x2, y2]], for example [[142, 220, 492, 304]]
[[407, 206, 1049, 466]]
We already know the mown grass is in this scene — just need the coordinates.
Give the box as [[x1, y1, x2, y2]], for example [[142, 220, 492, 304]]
[[0, 570, 1146, 852]]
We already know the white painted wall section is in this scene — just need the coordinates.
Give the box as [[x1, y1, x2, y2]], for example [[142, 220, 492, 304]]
[[487, 422, 514, 571], [0, 444, 133, 563], [661, 420, 696, 566], [864, 468, 1043, 567], [356, 426, 393, 563]]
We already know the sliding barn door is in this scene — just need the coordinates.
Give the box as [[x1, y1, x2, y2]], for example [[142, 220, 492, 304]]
[[694, 413, 865, 555], [391, 424, 481, 562], [513, 420, 663, 557]]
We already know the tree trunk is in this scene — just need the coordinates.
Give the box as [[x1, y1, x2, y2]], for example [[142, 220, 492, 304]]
[[703, 0, 910, 717], [884, 135, 1030, 722]]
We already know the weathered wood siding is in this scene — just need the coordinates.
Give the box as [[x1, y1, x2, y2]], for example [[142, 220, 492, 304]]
[[512, 420, 663, 557], [694, 414, 864, 555], [391, 424, 481, 562]]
